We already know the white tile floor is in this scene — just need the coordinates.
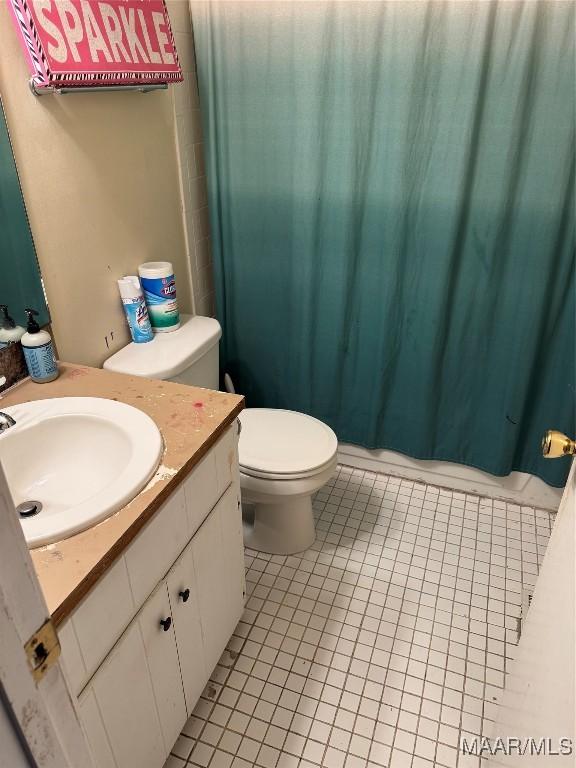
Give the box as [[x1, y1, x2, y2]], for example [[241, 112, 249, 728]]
[[166, 466, 555, 768]]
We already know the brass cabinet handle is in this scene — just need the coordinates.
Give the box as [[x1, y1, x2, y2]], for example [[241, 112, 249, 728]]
[[542, 430, 576, 458]]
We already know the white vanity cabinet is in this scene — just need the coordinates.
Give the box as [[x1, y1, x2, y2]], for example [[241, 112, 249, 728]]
[[60, 424, 245, 768]]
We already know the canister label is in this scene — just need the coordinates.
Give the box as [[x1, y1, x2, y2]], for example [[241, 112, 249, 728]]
[[140, 274, 180, 331], [23, 341, 58, 380]]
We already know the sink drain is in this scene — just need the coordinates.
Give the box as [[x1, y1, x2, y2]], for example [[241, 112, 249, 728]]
[[17, 500, 42, 518]]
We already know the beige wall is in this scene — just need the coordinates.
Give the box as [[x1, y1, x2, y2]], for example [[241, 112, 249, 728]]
[[0, 1, 196, 367]]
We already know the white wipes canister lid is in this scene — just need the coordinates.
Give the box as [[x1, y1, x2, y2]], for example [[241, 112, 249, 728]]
[[138, 261, 174, 278]]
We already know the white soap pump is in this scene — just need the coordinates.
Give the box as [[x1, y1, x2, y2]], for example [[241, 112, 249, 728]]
[[20, 308, 58, 383], [0, 305, 25, 348]]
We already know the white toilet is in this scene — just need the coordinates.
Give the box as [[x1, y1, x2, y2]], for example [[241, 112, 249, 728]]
[[104, 315, 337, 554]]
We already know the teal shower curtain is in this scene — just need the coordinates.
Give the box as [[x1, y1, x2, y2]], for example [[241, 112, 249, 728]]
[[193, 0, 575, 487]]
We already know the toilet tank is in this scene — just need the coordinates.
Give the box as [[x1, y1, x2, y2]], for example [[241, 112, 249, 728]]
[[104, 315, 221, 390]]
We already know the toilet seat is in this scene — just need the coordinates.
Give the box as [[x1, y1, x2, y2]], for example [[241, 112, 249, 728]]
[[238, 408, 338, 481]]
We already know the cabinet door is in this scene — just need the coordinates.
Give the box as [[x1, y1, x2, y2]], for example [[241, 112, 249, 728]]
[[78, 688, 116, 768], [139, 582, 187, 754], [192, 488, 235, 674], [89, 616, 165, 768], [214, 424, 238, 498], [218, 485, 246, 639], [166, 543, 207, 714]]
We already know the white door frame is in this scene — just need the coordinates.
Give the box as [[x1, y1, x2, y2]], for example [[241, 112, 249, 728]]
[[0, 461, 94, 768], [491, 458, 575, 765]]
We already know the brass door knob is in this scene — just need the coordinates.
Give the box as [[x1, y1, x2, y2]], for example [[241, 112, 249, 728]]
[[542, 430, 576, 459]]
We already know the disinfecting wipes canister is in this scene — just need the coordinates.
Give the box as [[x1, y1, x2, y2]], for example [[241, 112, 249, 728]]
[[138, 261, 180, 333]]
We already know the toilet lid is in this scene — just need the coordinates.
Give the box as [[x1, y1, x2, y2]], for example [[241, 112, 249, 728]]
[[238, 409, 337, 478]]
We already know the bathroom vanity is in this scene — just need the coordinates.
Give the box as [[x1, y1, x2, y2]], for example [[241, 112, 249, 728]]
[[0, 364, 245, 768], [67, 426, 243, 768]]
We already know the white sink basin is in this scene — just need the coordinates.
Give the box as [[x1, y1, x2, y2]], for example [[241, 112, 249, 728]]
[[0, 397, 163, 548]]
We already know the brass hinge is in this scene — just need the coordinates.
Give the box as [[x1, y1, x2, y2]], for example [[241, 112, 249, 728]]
[[24, 618, 60, 682]]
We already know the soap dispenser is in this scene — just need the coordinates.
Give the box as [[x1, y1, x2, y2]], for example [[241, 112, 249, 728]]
[[21, 308, 58, 383], [0, 305, 25, 348]]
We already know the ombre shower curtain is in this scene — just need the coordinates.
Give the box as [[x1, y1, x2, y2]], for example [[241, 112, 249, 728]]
[[193, 0, 575, 487]]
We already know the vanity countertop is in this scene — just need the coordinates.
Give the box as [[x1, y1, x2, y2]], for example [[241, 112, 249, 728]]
[[0, 363, 244, 624]]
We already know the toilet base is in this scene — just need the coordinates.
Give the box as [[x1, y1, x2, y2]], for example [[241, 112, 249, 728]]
[[239, 458, 337, 556], [243, 496, 316, 555]]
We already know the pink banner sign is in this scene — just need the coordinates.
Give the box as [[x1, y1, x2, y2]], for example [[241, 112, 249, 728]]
[[10, 0, 182, 90]]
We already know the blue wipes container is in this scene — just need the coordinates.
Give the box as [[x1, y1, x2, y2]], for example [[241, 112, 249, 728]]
[[138, 261, 180, 333]]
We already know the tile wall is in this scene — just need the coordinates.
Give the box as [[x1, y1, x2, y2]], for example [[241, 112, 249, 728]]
[[167, 0, 215, 317]]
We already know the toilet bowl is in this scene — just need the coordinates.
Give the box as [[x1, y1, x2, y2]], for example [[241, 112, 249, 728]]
[[104, 316, 337, 555], [238, 409, 338, 554]]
